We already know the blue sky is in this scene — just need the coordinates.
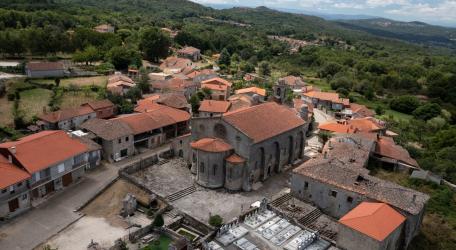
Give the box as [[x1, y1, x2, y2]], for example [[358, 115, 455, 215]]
[[191, 0, 456, 27]]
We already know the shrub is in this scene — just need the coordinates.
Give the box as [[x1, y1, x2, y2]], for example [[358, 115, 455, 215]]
[[153, 214, 164, 227], [209, 214, 223, 227], [389, 95, 420, 114], [412, 103, 441, 121]]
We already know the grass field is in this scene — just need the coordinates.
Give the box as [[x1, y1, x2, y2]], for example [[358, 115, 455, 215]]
[[19, 88, 52, 121], [0, 96, 13, 127], [59, 91, 99, 109], [38, 76, 108, 87], [143, 235, 172, 250]]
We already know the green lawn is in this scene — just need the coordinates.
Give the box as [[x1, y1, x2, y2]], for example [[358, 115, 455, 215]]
[[36, 76, 108, 87], [19, 88, 52, 121], [143, 235, 172, 250]]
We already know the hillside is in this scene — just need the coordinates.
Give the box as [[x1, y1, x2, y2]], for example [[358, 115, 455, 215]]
[[337, 18, 456, 49]]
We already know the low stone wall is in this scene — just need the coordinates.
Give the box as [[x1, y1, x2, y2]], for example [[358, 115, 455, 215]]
[[121, 154, 159, 175]]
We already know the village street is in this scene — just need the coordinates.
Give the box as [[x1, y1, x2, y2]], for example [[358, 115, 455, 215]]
[[0, 164, 118, 250]]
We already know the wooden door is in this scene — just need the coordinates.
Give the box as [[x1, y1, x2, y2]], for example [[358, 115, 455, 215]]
[[8, 198, 19, 212], [45, 181, 55, 194], [62, 173, 73, 187]]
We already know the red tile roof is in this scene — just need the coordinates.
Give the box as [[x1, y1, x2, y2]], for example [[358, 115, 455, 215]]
[[235, 87, 267, 96], [376, 137, 419, 168], [339, 202, 405, 241], [190, 138, 232, 153], [82, 99, 114, 110], [303, 91, 349, 105], [225, 154, 246, 164], [223, 102, 305, 143], [350, 103, 375, 117], [26, 62, 64, 71], [186, 69, 215, 79], [117, 103, 190, 134], [318, 122, 357, 134], [0, 155, 31, 189], [39, 106, 95, 123], [202, 83, 228, 91], [228, 94, 255, 111], [178, 46, 200, 54], [160, 57, 193, 71], [199, 100, 231, 113], [280, 76, 306, 87], [319, 118, 384, 134], [137, 93, 188, 110], [201, 77, 232, 87], [0, 131, 88, 174], [151, 78, 195, 92]]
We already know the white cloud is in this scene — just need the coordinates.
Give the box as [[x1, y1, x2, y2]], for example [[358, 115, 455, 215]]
[[387, 0, 456, 22]]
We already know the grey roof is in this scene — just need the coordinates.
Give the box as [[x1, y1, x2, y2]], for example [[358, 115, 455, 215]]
[[80, 118, 132, 140], [293, 162, 429, 215]]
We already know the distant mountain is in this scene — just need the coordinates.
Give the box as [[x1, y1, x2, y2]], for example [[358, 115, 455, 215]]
[[337, 18, 456, 49]]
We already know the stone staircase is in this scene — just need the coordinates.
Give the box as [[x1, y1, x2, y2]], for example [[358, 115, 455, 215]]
[[269, 192, 293, 208], [166, 185, 197, 202], [298, 209, 322, 226]]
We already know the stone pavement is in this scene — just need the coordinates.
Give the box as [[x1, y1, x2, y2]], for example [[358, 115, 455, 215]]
[[0, 163, 118, 250]]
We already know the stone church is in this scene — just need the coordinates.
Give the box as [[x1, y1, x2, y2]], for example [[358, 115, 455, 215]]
[[189, 102, 308, 192]]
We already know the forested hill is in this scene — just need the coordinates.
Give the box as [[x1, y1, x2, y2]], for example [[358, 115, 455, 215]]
[[337, 18, 456, 49]]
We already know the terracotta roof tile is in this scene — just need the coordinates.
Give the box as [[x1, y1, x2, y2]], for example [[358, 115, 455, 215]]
[[199, 100, 231, 113], [0, 155, 31, 189], [82, 99, 114, 110], [235, 87, 266, 96], [0, 131, 88, 174], [280, 76, 306, 87], [117, 104, 190, 134], [39, 106, 95, 123], [80, 118, 133, 140], [26, 62, 64, 71], [303, 91, 348, 105], [191, 138, 232, 152], [223, 102, 305, 143], [318, 122, 357, 134], [137, 93, 188, 110], [201, 77, 232, 87], [178, 46, 200, 54], [225, 154, 246, 164], [202, 83, 227, 91], [228, 94, 255, 111], [376, 137, 419, 168], [339, 202, 406, 241], [350, 103, 375, 118]]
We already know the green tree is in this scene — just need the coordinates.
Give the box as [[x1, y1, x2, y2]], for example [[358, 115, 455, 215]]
[[189, 93, 201, 113], [106, 46, 141, 70], [209, 215, 223, 227], [413, 103, 441, 121], [139, 28, 171, 62], [390, 95, 420, 114], [318, 131, 333, 145], [152, 214, 164, 227], [258, 61, 270, 76], [218, 48, 231, 66]]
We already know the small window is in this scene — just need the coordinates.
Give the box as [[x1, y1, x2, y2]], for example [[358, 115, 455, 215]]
[[330, 190, 338, 198], [213, 164, 217, 176], [180, 140, 183, 145], [1, 189, 6, 193], [22, 194, 27, 200], [347, 196, 353, 203], [17, 182, 23, 187], [118, 138, 122, 143], [304, 181, 309, 190], [126, 137, 129, 142], [192, 153, 197, 163]]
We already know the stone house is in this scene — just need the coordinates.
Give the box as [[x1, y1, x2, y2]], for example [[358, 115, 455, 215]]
[[201, 77, 232, 101], [198, 100, 231, 117], [235, 87, 266, 102], [190, 102, 307, 192], [150, 78, 198, 100], [177, 46, 201, 62], [39, 106, 97, 131], [160, 57, 194, 74], [302, 90, 350, 111], [107, 73, 136, 96], [80, 118, 135, 162], [0, 131, 94, 219], [136, 93, 190, 112], [25, 62, 66, 78], [81, 99, 116, 119], [273, 76, 306, 103], [337, 202, 406, 250], [186, 69, 218, 84], [291, 157, 429, 249]]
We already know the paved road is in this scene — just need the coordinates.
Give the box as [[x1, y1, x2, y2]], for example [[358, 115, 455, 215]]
[[0, 164, 118, 250]]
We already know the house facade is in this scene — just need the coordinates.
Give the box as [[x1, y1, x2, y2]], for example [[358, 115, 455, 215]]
[[81, 100, 116, 119], [39, 106, 97, 131], [0, 131, 95, 219], [177, 46, 201, 62], [201, 77, 232, 101]]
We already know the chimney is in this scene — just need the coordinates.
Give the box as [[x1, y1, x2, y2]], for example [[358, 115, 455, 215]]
[[10, 146, 16, 155], [8, 154, 13, 164]]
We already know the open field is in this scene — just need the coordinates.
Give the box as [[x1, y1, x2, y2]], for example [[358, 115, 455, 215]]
[[38, 76, 108, 87], [19, 88, 52, 121], [60, 91, 99, 109], [0, 96, 13, 127]]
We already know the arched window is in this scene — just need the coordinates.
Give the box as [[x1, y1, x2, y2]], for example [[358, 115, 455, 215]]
[[214, 123, 227, 139]]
